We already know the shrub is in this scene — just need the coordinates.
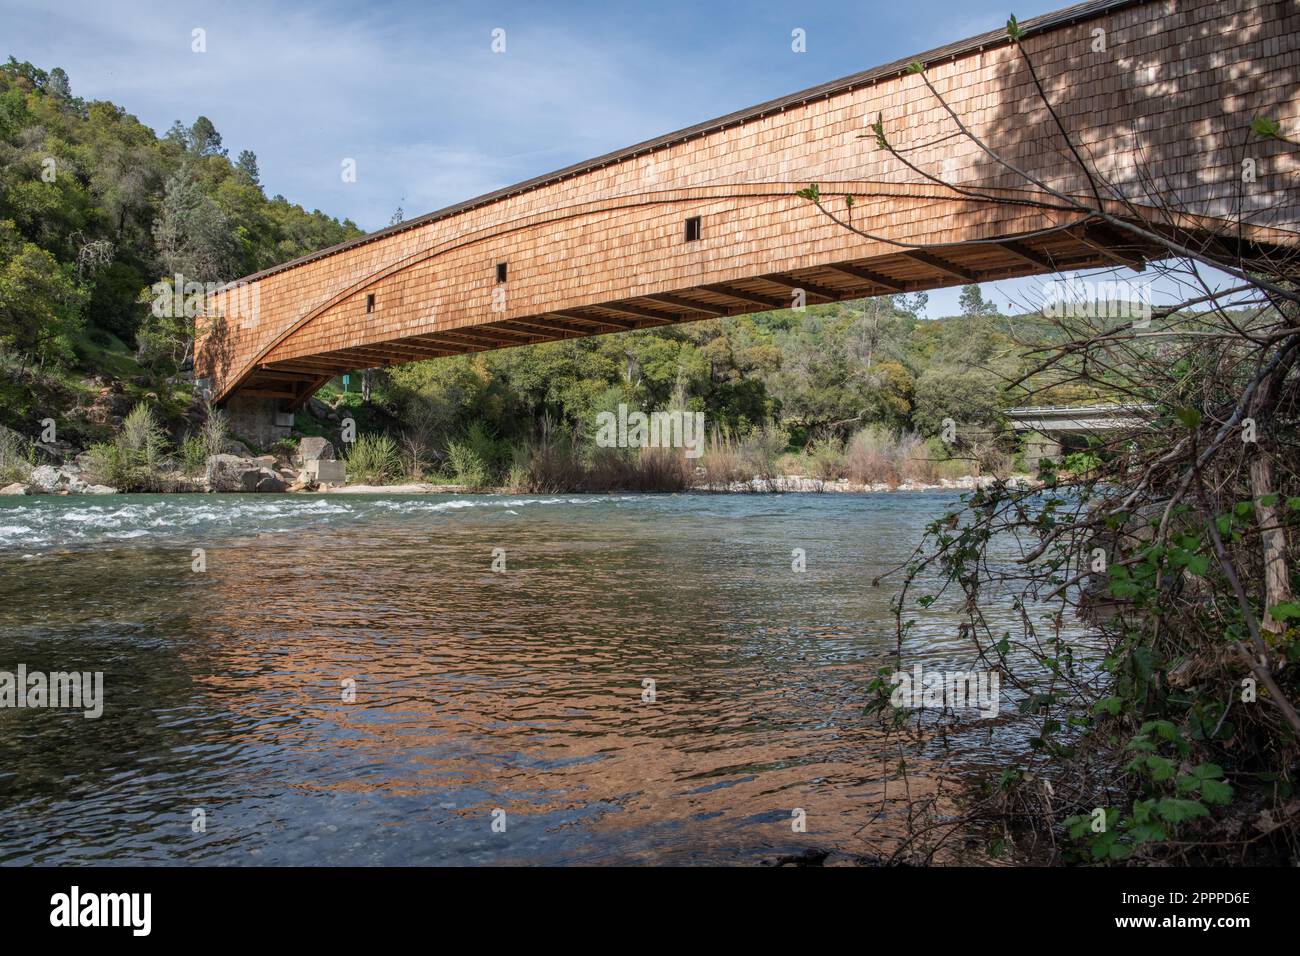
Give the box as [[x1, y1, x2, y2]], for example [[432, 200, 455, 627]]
[[201, 407, 230, 458], [698, 430, 747, 488], [446, 440, 491, 489], [738, 424, 788, 480], [0, 426, 32, 485], [178, 434, 207, 475], [83, 403, 171, 491], [843, 425, 938, 485], [697, 425, 790, 490], [807, 438, 847, 481], [345, 433, 402, 484]]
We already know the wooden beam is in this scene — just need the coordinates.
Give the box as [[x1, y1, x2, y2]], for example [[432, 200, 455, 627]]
[[825, 262, 906, 292], [596, 303, 676, 323], [265, 359, 348, 374], [253, 369, 321, 382], [423, 328, 517, 347], [901, 250, 978, 282], [407, 335, 474, 353], [1078, 223, 1147, 271], [340, 342, 449, 363], [996, 240, 1058, 270], [549, 310, 637, 331], [478, 323, 538, 340], [699, 283, 788, 310], [760, 273, 840, 302], [321, 348, 408, 367], [639, 293, 728, 316], [238, 388, 300, 400], [497, 318, 584, 338], [288, 375, 334, 410]]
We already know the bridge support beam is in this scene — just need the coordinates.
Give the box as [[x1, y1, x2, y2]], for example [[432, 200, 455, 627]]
[[1021, 432, 1061, 474]]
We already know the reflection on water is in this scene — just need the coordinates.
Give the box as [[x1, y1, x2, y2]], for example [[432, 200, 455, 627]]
[[0, 492, 1012, 865]]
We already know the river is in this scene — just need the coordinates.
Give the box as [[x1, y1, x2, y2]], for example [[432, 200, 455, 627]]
[[0, 491, 1025, 865]]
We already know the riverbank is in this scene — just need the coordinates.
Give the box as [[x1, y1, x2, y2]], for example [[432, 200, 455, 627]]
[[2, 469, 1040, 497], [2, 423, 1039, 497]]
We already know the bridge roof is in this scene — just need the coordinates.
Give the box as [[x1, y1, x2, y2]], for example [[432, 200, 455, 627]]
[[233, 0, 1144, 287]]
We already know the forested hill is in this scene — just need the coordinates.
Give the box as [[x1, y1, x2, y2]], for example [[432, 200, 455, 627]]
[[0, 57, 361, 443], [0, 56, 1095, 456]]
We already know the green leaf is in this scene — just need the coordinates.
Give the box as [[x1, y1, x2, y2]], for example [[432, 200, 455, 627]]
[[1155, 798, 1209, 824], [795, 184, 821, 203], [1199, 779, 1233, 805], [1250, 116, 1281, 138], [1268, 602, 1300, 622], [1145, 755, 1175, 781], [1128, 822, 1168, 844], [1006, 14, 1025, 40], [871, 113, 889, 150], [906, 61, 925, 74], [1095, 696, 1124, 716], [1175, 407, 1202, 429]]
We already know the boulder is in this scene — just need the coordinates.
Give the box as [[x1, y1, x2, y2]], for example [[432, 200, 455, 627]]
[[28, 465, 63, 494], [307, 397, 337, 421], [254, 472, 287, 493], [295, 437, 335, 466], [205, 454, 290, 493], [34, 439, 77, 463], [0, 482, 28, 495], [26, 464, 105, 495], [83, 484, 117, 495], [206, 454, 266, 492]]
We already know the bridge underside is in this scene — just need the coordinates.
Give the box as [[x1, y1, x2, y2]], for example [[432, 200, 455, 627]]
[[236, 220, 1164, 408]]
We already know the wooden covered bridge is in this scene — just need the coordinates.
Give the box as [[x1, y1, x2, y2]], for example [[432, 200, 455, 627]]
[[195, 0, 1298, 443]]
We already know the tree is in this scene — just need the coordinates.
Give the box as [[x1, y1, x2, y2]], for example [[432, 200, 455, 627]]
[[151, 169, 239, 281], [0, 219, 86, 365], [46, 67, 70, 100], [188, 116, 225, 157], [959, 283, 998, 318], [235, 149, 260, 187]]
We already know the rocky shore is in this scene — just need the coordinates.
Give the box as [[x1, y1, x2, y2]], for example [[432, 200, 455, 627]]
[[1, 424, 1040, 498]]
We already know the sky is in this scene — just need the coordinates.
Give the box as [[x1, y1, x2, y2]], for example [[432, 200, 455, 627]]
[[2, 0, 1207, 316]]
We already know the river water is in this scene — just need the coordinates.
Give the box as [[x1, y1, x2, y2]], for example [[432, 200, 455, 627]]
[[0, 492, 1024, 865]]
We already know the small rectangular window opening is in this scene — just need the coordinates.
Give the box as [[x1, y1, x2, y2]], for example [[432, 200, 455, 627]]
[[685, 216, 702, 242], [496, 262, 508, 283], [365, 293, 375, 313]]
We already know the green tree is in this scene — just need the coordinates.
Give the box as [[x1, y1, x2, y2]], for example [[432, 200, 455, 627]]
[[0, 219, 86, 365]]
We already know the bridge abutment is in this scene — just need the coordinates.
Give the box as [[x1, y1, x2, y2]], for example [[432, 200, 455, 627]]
[[225, 393, 295, 451], [1021, 433, 1062, 473]]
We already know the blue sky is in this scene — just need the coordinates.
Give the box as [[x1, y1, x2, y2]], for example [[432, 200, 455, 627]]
[[3, 0, 1191, 315]]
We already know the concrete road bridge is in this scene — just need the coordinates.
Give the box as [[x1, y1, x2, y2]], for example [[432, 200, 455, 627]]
[[195, 0, 1298, 444], [1006, 404, 1155, 468]]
